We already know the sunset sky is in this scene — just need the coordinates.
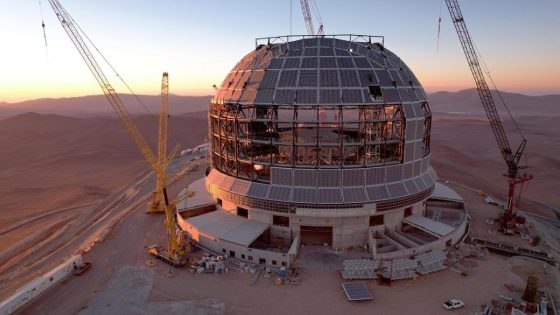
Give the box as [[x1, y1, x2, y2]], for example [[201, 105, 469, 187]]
[[1, 0, 559, 103]]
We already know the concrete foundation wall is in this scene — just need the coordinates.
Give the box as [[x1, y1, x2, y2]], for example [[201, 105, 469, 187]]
[[0, 255, 83, 315], [179, 213, 294, 268], [184, 177, 470, 265], [221, 200, 236, 212], [213, 199, 426, 250], [199, 234, 293, 268], [269, 226, 292, 247], [371, 215, 469, 260], [248, 209, 273, 224]]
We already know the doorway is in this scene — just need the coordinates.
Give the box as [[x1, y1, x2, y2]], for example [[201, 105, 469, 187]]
[[300, 225, 333, 246]]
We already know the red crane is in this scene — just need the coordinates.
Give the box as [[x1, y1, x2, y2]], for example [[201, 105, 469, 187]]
[[444, 0, 532, 229], [300, 0, 324, 36]]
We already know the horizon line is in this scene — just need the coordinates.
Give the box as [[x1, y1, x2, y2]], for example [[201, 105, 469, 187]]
[[2, 88, 560, 105]]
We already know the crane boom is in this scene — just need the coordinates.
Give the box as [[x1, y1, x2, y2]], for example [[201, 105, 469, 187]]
[[47, 0, 185, 262], [47, 0, 160, 174], [445, 0, 526, 179], [149, 72, 170, 213], [445, 0, 532, 225], [158, 72, 169, 178], [300, 0, 315, 35]]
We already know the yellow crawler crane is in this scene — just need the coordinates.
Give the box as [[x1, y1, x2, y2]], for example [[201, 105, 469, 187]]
[[148, 72, 170, 213], [47, 0, 188, 266]]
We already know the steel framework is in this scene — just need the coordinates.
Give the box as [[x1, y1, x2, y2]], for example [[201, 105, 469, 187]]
[[255, 34, 385, 49], [208, 103, 426, 183]]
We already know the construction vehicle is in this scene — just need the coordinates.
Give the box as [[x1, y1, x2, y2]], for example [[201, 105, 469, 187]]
[[444, 0, 533, 232], [148, 72, 171, 213], [300, 0, 324, 36], [46, 0, 188, 265]]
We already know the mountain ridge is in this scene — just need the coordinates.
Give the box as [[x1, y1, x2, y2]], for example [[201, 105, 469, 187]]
[[1, 89, 558, 118]]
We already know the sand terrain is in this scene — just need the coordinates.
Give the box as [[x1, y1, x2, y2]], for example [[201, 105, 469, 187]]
[[0, 110, 208, 300], [0, 151, 207, 302], [0, 111, 207, 246], [430, 112, 560, 217]]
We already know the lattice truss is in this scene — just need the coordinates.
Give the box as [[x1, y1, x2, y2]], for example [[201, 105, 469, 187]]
[[210, 103, 418, 182]]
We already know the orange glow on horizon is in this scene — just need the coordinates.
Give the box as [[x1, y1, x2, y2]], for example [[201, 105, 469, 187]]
[[1, 62, 558, 103], [0, 80, 217, 104]]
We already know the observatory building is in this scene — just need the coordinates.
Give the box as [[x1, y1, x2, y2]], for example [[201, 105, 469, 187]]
[[178, 35, 468, 267]]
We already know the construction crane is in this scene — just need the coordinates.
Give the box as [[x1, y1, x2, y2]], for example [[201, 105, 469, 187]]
[[148, 72, 170, 213], [300, 0, 324, 35], [444, 0, 533, 230], [46, 0, 188, 264]]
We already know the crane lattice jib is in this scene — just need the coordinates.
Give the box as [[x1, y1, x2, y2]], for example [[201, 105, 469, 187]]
[[48, 0, 162, 177], [445, 0, 521, 178], [157, 72, 169, 189], [300, 0, 315, 36]]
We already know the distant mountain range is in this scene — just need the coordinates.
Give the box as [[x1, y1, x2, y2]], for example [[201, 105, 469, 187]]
[[0, 94, 212, 118], [0, 89, 557, 118], [428, 89, 559, 115]]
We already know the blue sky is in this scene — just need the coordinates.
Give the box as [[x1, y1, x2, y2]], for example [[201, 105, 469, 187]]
[[0, 0, 559, 102]]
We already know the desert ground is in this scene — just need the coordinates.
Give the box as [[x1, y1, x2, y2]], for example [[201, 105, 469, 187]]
[[0, 111, 208, 247], [17, 169, 560, 315], [0, 90, 558, 314], [430, 113, 559, 218], [0, 109, 208, 301]]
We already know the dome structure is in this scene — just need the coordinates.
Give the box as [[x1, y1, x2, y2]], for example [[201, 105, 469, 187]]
[[207, 35, 435, 212], [196, 34, 461, 255]]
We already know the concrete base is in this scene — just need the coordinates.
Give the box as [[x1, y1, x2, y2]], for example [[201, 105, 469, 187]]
[[180, 178, 468, 267], [247, 200, 426, 250]]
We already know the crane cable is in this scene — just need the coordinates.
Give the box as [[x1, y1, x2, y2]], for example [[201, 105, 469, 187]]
[[437, 0, 442, 51], [58, 4, 152, 115], [289, 0, 292, 35], [310, 0, 323, 31], [38, 0, 49, 60], [515, 177, 531, 210], [472, 42, 525, 141]]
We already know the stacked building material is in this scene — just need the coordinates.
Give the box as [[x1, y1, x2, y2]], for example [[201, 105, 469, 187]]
[[341, 259, 379, 280], [341, 251, 449, 281], [390, 258, 419, 280], [414, 250, 448, 275]]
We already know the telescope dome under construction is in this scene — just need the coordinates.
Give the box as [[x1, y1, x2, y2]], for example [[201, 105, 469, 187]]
[[208, 35, 434, 210], [179, 35, 467, 267]]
